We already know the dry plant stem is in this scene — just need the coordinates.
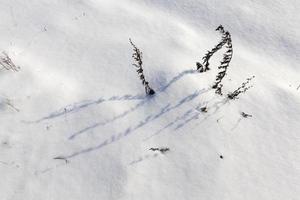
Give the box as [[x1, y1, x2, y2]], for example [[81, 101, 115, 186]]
[[129, 38, 155, 95]]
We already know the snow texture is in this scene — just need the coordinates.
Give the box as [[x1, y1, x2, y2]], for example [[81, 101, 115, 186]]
[[0, 0, 299, 199]]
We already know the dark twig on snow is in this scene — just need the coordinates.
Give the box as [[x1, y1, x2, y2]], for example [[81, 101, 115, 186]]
[[129, 39, 155, 96], [53, 156, 69, 163], [241, 112, 252, 118], [149, 147, 170, 154], [227, 76, 255, 100], [196, 25, 229, 73]]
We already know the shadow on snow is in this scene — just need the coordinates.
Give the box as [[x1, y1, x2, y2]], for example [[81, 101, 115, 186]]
[[29, 69, 197, 124], [58, 90, 202, 159]]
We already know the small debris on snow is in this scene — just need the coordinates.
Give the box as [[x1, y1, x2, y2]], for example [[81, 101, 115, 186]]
[[53, 156, 69, 163], [200, 107, 208, 113], [149, 147, 170, 154], [46, 125, 52, 130], [241, 112, 252, 118]]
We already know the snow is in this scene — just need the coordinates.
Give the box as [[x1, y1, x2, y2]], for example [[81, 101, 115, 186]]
[[0, 0, 299, 199]]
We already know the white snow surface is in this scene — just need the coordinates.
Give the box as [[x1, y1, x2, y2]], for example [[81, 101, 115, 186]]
[[0, 0, 299, 199]]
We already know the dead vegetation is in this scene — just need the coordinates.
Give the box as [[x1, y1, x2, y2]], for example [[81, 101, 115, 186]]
[[0, 52, 20, 72]]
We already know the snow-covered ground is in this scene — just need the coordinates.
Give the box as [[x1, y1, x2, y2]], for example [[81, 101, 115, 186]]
[[0, 0, 299, 199]]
